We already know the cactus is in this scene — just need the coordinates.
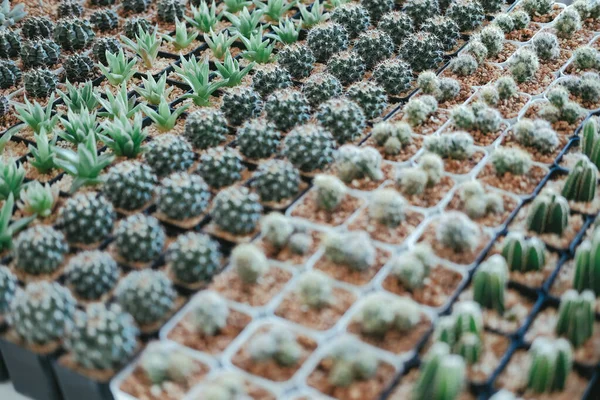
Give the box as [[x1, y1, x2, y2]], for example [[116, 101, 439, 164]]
[[232, 243, 268, 283], [513, 118, 559, 154], [301, 73, 342, 108], [235, 118, 280, 160], [90, 9, 118, 31], [140, 345, 199, 386], [211, 187, 263, 235], [573, 229, 600, 295], [57, 0, 83, 18], [346, 81, 387, 120], [0, 60, 20, 89], [166, 232, 221, 285], [525, 190, 569, 236], [221, 86, 262, 127], [353, 29, 394, 70], [0, 29, 20, 58], [413, 343, 466, 400], [450, 54, 478, 77], [480, 0, 504, 13], [368, 189, 406, 228], [64, 250, 119, 301], [509, 47, 539, 83], [527, 337, 572, 393], [23, 68, 57, 98], [307, 22, 349, 63], [377, 11, 413, 46], [331, 3, 370, 38], [494, 13, 515, 32], [473, 255, 508, 314], [478, 25, 505, 57], [13, 225, 68, 276], [422, 16, 460, 52], [252, 64, 292, 97], [436, 211, 480, 253], [260, 212, 294, 250], [249, 327, 302, 367], [532, 31, 560, 61], [57, 192, 115, 246], [297, 271, 332, 309], [561, 157, 597, 203], [372, 121, 413, 155], [397, 153, 443, 195], [355, 293, 420, 336], [22, 18, 53, 41], [92, 37, 121, 66], [405, 0, 440, 26], [447, 0, 485, 31], [501, 232, 546, 272], [335, 145, 384, 183], [264, 88, 310, 131], [328, 338, 379, 387], [540, 87, 583, 124], [65, 303, 138, 370], [360, 0, 393, 21], [196, 147, 243, 189], [144, 134, 195, 178], [103, 161, 157, 211], [555, 289, 595, 348], [373, 59, 413, 95], [115, 214, 165, 264], [21, 39, 61, 69], [251, 160, 300, 203], [64, 54, 95, 83], [157, 172, 211, 221], [404, 95, 438, 127], [54, 18, 95, 51], [116, 270, 176, 325], [10, 282, 76, 345], [399, 31, 444, 72], [316, 98, 366, 145], [183, 108, 228, 150], [424, 132, 474, 160], [491, 147, 532, 176], [0, 266, 16, 314], [282, 123, 336, 172], [123, 17, 151, 37], [188, 291, 229, 335], [157, 0, 184, 22], [327, 50, 366, 86], [324, 231, 375, 271], [277, 43, 315, 79], [314, 174, 347, 212], [465, 39, 488, 64], [390, 244, 434, 290], [555, 7, 582, 38], [521, 0, 553, 16], [459, 180, 504, 219], [573, 46, 599, 70]]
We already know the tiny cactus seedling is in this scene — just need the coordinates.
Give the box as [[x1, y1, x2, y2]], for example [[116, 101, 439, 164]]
[[359, 0, 393, 21], [54, 18, 95, 51], [404, 95, 438, 127], [424, 132, 474, 161], [513, 118, 559, 154], [184, 108, 229, 150], [478, 25, 505, 57], [232, 243, 269, 284], [465, 39, 488, 64], [377, 11, 413, 46], [327, 338, 379, 387], [335, 145, 384, 184], [352, 29, 394, 70], [501, 232, 546, 272], [140, 345, 199, 386], [509, 47, 540, 83], [264, 88, 310, 131], [491, 147, 532, 176], [189, 291, 229, 336], [114, 214, 166, 265], [368, 189, 406, 228], [103, 161, 157, 212], [260, 212, 295, 250], [196, 147, 244, 189], [249, 327, 302, 367], [327, 50, 366, 86], [533, 31, 560, 61], [371, 121, 413, 155], [314, 174, 347, 212], [405, 0, 440, 27], [22, 17, 54, 39], [21, 39, 61, 69], [555, 289, 595, 348], [252, 63, 292, 97], [555, 7, 582, 38], [316, 98, 366, 145], [436, 212, 480, 253], [582, 118, 600, 169], [58, 192, 115, 246], [301, 73, 342, 108], [211, 187, 263, 235], [561, 157, 598, 203], [297, 271, 332, 309], [573, 46, 599, 71], [521, 0, 553, 17], [413, 342, 467, 400], [525, 190, 570, 236], [373, 59, 414, 96], [450, 54, 478, 77], [324, 231, 376, 271], [307, 22, 349, 63], [355, 293, 421, 336], [527, 337, 573, 393], [573, 229, 600, 296], [473, 255, 508, 315], [459, 180, 504, 219]]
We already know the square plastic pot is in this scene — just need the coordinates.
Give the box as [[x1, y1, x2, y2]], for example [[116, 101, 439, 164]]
[[52, 359, 114, 400]]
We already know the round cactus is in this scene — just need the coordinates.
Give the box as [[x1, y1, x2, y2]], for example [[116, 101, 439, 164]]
[[236, 118, 281, 160], [307, 22, 349, 63], [24, 68, 57, 98], [157, 0, 184, 22], [64, 54, 95, 83], [64, 251, 119, 301], [0, 29, 21, 58], [103, 161, 158, 211], [316, 98, 366, 144], [346, 81, 387, 120], [58, 192, 115, 246], [331, 3, 370, 38], [232, 243, 269, 283], [249, 327, 302, 367], [324, 231, 376, 271], [22, 17, 54, 39], [0, 266, 17, 314], [436, 212, 480, 253], [491, 147, 532, 176], [221, 86, 262, 126], [92, 37, 121, 65], [184, 108, 228, 150], [0, 60, 21, 89], [57, 0, 83, 18], [13, 225, 68, 276], [405, 0, 440, 26], [447, 0, 485, 31], [252, 64, 292, 97], [188, 292, 229, 335], [114, 214, 166, 264], [90, 9, 119, 32], [509, 47, 539, 83], [377, 11, 413, 46], [123, 17, 152, 37], [211, 187, 263, 235], [352, 29, 394, 70], [196, 147, 244, 189], [21, 39, 61, 69], [144, 134, 195, 177], [301, 73, 342, 108], [166, 232, 222, 284], [264, 88, 310, 131], [422, 16, 460, 52], [360, 0, 393, 21], [399, 31, 444, 72], [251, 160, 301, 203], [373, 59, 413, 95], [277, 43, 315, 79], [157, 172, 211, 221], [532, 31, 559, 61], [54, 18, 95, 51], [327, 50, 366, 86], [413, 343, 466, 400], [282, 123, 337, 172], [478, 25, 505, 57]]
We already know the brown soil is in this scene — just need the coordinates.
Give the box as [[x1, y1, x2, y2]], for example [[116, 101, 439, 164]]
[[194, 376, 275, 400], [420, 223, 490, 266], [431, 150, 485, 175], [23, 161, 63, 183], [477, 163, 548, 196], [459, 288, 534, 334], [554, 29, 596, 51], [389, 110, 450, 136], [397, 175, 455, 208], [525, 307, 600, 366], [167, 309, 251, 354], [326, 163, 394, 192], [256, 230, 321, 266], [210, 266, 292, 307], [445, 191, 518, 228], [347, 208, 425, 245], [232, 329, 317, 382], [501, 129, 568, 165], [308, 356, 395, 400], [365, 135, 423, 163], [510, 207, 585, 250], [1, 139, 28, 160], [414, 84, 474, 110], [382, 264, 463, 308], [539, 47, 572, 73], [202, 222, 259, 244], [544, 176, 600, 215], [495, 350, 589, 399], [275, 287, 356, 331], [314, 247, 390, 286], [482, 94, 530, 120], [120, 358, 209, 400], [488, 42, 518, 64], [465, 124, 506, 147], [524, 101, 585, 136], [584, 18, 600, 32], [389, 368, 475, 400], [146, 118, 186, 138], [443, 63, 502, 88], [290, 191, 364, 227], [506, 23, 542, 42], [528, 4, 563, 23]]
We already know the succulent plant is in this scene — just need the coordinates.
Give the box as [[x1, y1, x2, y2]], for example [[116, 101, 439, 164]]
[[501, 232, 546, 272], [114, 214, 166, 265], [540, 87, 584, 124], [472, 255, 508, 314], [512, 10, 534, 29], [140, 345, 199, 386], [400, 31, 444, 74], [459, 180, 504, 219], [572, 46, 599, 70], [532, 31, 560, 61], [307, 22, 349, 63], [353, 29, 394, 70], [509, 47, 539, 83], [512, 118, 559, 154], [331, 3, 370, 38], [252, 63, 292, 97], [403, 95, 438, 127], [372, 121, 413, 155], [0, 194, 33, 254], [527, 337, 572, 393], [377, 11, 413, 46], [465, 39, 488, 64], [367, 189, 406, 228], [282, 123, 336, 172], [582, 118, 600, 168], [327, 338, 379, 387], [234, 118, 279, 160], [0, 29, 20, 58], [436, 211, 480, 253], [327, 50, 366, 86], [346, 81, 387, 120], [555, 289, 594, 348], [144, 134, 195, 178], [573, 229, 600, 295], [13, 225, 68, 276], [54, 18, 95, 51], [57, 0, 83, 18], [335, 145, 384, 183], [157, 0, 184, 22], [413, 343, 466, 400], [123, 17, 151, 37], [57, 192, 115, 246], [525, 190, 569, 236], [211, 187, 263, 235], [494, 13, 515, 32], [249, 326, 302, 367], [389, 244, 433, 290], [21, 39, 61, 69], [301, 73, 342, 108], [64, 54, 95, 84], [22, 17, 54, 39], [187, 291, 229, 336], [314, 174, 347, 212], [447, 0, 485, 31], [167, 232, 222, 285], [221, 86, 262, 127], [373, 59, 413, 96], [450, 54, 478, 77], [65, 303, 138, 371], [424, 132, 474, 161], [0, 60, 20, 89], [90, 9, 118, 32], [491, 147, 532, 176], [23, 68, 57, 98], [324, 231, 375, 271], [103, 161, 157, 211], [16, 182, 57, 218], [555, 7, 582, 38], [479, 0, 505, 13], [0, 266, 16, 314], [232, 243, 269, 283], [355, 293, 421, 336], [277, 43, 315, 80], [478, 25, 505, 57], [10, 281, 76, 345], [196, 147, 243, 189], [316, 98, 366, 145], [116, 270, 176, 326], [251, 160, 300, 203], [64, 251, 119, 301], [561, 157, 597, 203], [422, 16, 460, 52], [296, 270, 332, 309], [157, 172, 211, 221], [405, 0, 440, 26]]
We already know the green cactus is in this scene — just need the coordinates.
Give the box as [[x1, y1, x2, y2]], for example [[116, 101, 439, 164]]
[[0, 29, 20, 58], [183, 108, 228, 150], [0, 59, 20, 89], [196, 147, 243, 189], [0, 266, 16, 314], [251, 160, 300, 203], [359, 0, 393, 21], [188, 291, 229, 335], [399, 31, 444, 72], [123, 17, 151, 37], [413, 342, 466, 400], [436, 212, 480, 253], [307, 22, 349, 63], [561, 157, 597, 203], [166, 232, 222, 284], [509, 47, 539, 83], [491, 147, 532, 176], [282, 123, 336, 172], [353, 29, 394, 70], [221, 86, 262, 127], [327, 338, 379, 387], [13, 225, 68, 276], [335, 145, 384, 183], [277, 43, 315, 79], [555, 289, 595, 348], [327, 50, 366, 86], [211, 187, 263, 235], [57, 0, 83, 18], [90, 9, 118, 31], [355, 293, 420, 336], [346, 81, 387, 120], [157, 172, 211, 221], [377, 11, 413, 46], [314, 174, 347, 212], [22, 17, 54, 39], [57, 192, 115, 246], [252, 64, 292, 97], [21, 39, 61, 69], [249, 327, 302, 367], [236, 118, 280, 160], [573, 230, 600, 296], [525, 190, 570, 236], [373, 59, 413, 95], [114, 214, 166, 264], [422, 16, 460, 52], [64, 251, 119, 301], [324, 231, 375, 271], [144, 134, 195, 177], [54, 18, 95, 51], [64, 54, 95, 83], [527, 337, 572, 393], [331, 3, 370, 38], [473, 255, 508, 314], [447, 0, 485, 31], [302, 73, 342, 108], [23, 68, 57, 98], [103, 161, 157, 211], [501, 232, 546, 272], [92, 37, 121, 66], [316, 98, 366, 145], [157, 0, 184, 22]]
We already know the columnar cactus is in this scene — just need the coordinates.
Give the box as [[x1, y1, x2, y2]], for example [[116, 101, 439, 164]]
[[501, 232, 546, 272], [249, 327, 302, 367], [473, 255, 508, 314], [509, 48, 540, 83], [277, 44, 315, 79], [373, 59, 413, 95], [221, 86, 262, 126], [331, 3, 370, 38], [368, 189, 406, 227], [413, 343, 467, 400], [236, 118, 280, 160], [561, 157, 598, 203], [316, 98, 366, 145], [306, 22, 349, 63], [436, 211, 480, 253], [282, 124, 336, 172], [232, 243, 269, 283], [103, 161, 158, 211], [64, 251, 119, 301], [346, 81, 387, 120], [354, 293, 420, 336], [555, 289, 595, 347], [377, 11, 413, 46], [324, 231, 376, 271], [10, 281, 76, 345], [188, 292, 229, 335], [57, 193, 115, 246], [573, 230, 600, 296], [115, 270, 176, 326], [264, 88, 310, 131], [513, 118, 559, 154], [13, 225, 68, 276], [422, 16, 460, 51], [527, 337, 573, 393], [525, 190, 570, 236], [166, 232, 222, 284], [211, 187, 263, 235], [114, 214, 166, 264], [144, 134, 195, 177], [54, 18, 95, 51], [335, 145, 384, 183], [297, 271, 332, 309], [157, 172, 211, 221], [434, 301, 484, 361], [184, 108, 228, 150], [582, 118, 600, 168], [399, 31, 444, 72], [252, 64, 292, 97], [301, 73, 342, 108], [65, 303, 138, 370], [251, 160, 301, 203], [328, 338, 379, 387], [327, 51, 366, 86], [196, 147, 243, 189], [0, 266, 16, 314], [21, 39, 61, 69], [352, 29, 394, 69]]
